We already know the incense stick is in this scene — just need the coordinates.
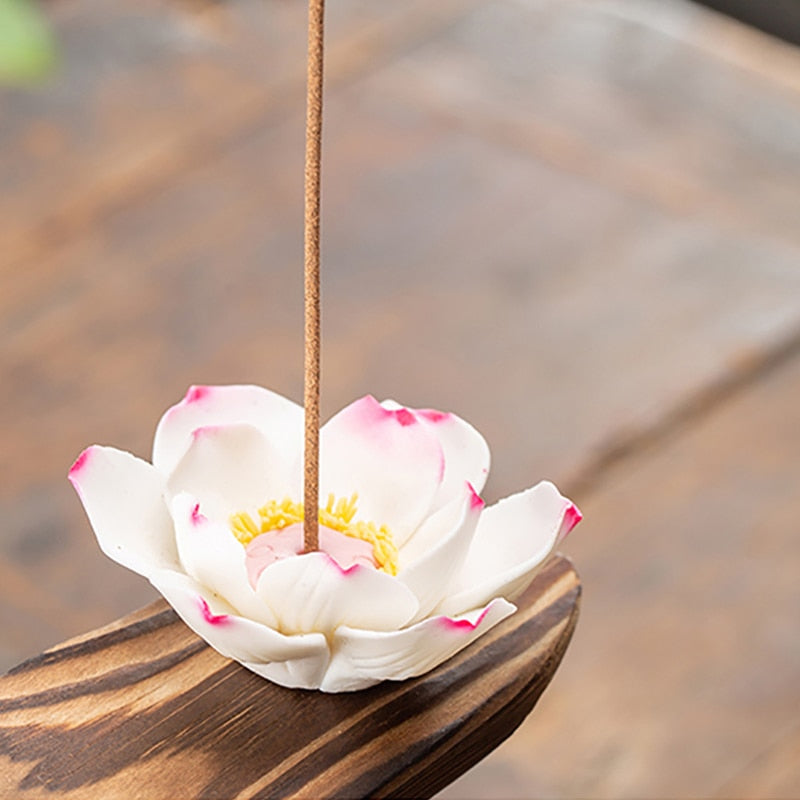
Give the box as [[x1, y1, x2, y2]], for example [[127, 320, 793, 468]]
[[303, 0, 325, 552]]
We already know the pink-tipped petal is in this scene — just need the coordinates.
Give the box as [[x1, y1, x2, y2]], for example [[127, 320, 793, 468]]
[[152, 385, 303, 477], [320, 396, 444, 546], [185, 386, 211, 403], [171, 493, 278, 627], [148, 568, 330, 689], [320, 597, 515, 692], [560, 503, 583, 541], [191, 503, 205, 525], [166, 423, 299, 523], [437, 481, 580, 618], [245, 524, 376, 589], [381, 400, 491, 511], [417, 409, 450, 424], [398, 483, 483, 622], [437, 604, 492, 632], [198, 596, 231, 626], [254, 552, 419, 637], [68, 445, 179, 577], [68, 449, 91, 487]]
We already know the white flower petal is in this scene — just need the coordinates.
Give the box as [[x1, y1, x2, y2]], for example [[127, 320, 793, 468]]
[[437, 481, 581, 617], [320, 395, 443, 545], [321, 598, 515, 692], [255, 552, 419, 636], [68, 445, 179, 576], [148, 568, 330, 689], [398, 483, 484, 622], [166, 423, 298, 522], [413, 406, 491, 510], [171, 492, 278, 627], [152, 384, 303, 477]]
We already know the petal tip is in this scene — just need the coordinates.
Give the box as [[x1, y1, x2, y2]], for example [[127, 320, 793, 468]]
[[563, 502, 582, 536], [348, 395, 420, 429], [321, 552, 364, 577], [68, 447, 93, 479], [198, 596, 231, 626], [437, 605, 491, 633], [467, 482, 485, 511], [393, 408, 417, 427], [185, 385, 212, 404], [418, 408, 451, 424]]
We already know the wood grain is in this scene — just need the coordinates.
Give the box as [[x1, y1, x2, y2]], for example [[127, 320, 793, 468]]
[[0, 556, 579, 799]]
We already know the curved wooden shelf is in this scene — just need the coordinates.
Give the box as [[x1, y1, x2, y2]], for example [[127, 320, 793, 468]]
[[0, 555, 579, 799]]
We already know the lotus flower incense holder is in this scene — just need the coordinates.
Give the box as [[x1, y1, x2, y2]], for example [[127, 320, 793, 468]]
[[70, 385, 580, 692]]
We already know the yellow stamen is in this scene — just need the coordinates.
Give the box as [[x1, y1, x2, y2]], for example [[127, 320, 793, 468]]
[[230, 512, 260, 542], [229, 493, 399, 576]]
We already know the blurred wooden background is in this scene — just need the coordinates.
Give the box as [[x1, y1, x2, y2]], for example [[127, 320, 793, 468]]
[[2, 0, 799, 797]]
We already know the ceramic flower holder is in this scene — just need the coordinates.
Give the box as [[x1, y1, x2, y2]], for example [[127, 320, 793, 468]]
[[69, 385, 580, 692]]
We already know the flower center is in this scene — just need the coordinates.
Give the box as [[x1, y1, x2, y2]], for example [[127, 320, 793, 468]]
[[230, 493, 399, 576]]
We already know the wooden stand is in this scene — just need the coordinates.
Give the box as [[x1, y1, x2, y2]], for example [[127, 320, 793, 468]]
[[0, 556, 579, 799]]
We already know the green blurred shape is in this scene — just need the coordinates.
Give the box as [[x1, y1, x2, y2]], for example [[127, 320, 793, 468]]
[[0, 0, 55, 84]]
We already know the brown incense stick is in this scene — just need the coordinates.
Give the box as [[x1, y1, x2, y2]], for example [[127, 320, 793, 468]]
[[303, 0, 324, 553]]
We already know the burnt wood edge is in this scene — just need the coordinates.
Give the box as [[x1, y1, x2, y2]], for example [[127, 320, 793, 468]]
[[1, 556, 580, 800], [375, 582, 581, 799]]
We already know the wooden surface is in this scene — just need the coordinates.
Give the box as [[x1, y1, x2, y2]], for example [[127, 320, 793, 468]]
[[0, 557, 578, 799], [2, 0, 800, 797]]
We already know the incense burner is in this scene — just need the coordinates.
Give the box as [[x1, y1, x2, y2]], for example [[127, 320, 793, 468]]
[[70, 385, 580, 692]]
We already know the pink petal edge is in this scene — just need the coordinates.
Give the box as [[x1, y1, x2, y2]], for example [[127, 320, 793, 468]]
[[416, 409, 452, 424], [467, 482, 485, 511], [68, 447, 92, 478], [320, 551, 364, 578], [191, 503, 206, 526], [185, 385, 212, 404], [246, 531, 376, 589], [336, 395, 446, 482], [394, 407, 416, 427], [161, 386, 214, 425], [68, 447, 96, 499], [352, 395, 420, 428], [198, 596, 231, 626], [437, 605, 491, 632], [561, 502, 582, 538]]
